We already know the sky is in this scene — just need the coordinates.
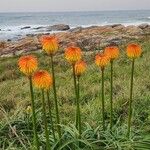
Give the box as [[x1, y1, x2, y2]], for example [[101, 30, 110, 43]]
[[0, 0, 150, 12]]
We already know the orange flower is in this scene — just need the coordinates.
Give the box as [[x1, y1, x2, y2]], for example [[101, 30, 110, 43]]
[[18, 55, 38, 76], [65, 46, 82, 64], [33, 70, 53, 90], [75, 60, 87, 76], [40, 35, 59, 55], [95, 53, 110, 69], [126, 43, 142, 59], [104, 46, 119, 60]]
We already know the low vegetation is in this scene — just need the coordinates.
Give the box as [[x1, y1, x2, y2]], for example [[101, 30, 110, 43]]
[[0, 37, 150, 150]]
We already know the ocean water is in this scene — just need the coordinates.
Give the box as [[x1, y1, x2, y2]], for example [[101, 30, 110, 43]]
[[0, 10, 150, 40]]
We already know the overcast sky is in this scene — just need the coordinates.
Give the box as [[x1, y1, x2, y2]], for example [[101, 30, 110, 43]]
[[0, 0, 150, 12]]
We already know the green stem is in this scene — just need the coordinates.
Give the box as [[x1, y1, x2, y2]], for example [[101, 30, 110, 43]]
[[50, 55, 61, 139], [127, 59, 135, 138], [41, 90, 51, 150], [46, 90, 56, 141], [29, 77, 39, 150], [72, 64, 79, 129], [101, 68, 105, 131], [110, 60, 113, 130], [27, 114, 30, 132], [77, 76, 81, 138]]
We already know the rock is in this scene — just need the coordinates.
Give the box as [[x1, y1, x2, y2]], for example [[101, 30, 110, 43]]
[[26, 34, 36, 37], [111, 24, 122, 28], [7, 39, 11, 42], [48, 24, 70, 31], [33, 26, 45, 30], [77, 35, 101, 51], [85, 26, 99, 29], [116, 26, 125, 30], [0, 42, 6, 48], [112, 24, 125, 30], [21, 26, 31, 30], [138, 23, 149, 29], [0, 24, 149, 57], [0, 29, 1, 31], [69, 27, 83, 33], [124, 26, 143, 35], [106, 36, 124, 44], [0, 37, 41, 56], [143, 26, 150, 34]]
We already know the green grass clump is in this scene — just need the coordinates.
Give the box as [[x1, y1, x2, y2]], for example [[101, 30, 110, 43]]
[[0, 38, 150, 149]]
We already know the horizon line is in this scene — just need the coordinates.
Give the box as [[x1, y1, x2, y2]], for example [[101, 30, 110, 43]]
[[0, 8, 149, 13]]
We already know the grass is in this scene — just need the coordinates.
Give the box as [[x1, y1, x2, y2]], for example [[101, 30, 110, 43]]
[[0, 37, 150, 149]]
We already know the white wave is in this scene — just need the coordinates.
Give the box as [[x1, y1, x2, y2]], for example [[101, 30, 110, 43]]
[[0, 21, 150, 40]]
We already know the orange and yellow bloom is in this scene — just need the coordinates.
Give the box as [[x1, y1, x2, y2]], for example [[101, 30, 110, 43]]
[[127, 44, 142, 59], [75, 60, 87, 76], [105, 46, 119, 60], [18, 55, 38, 76], [95, 53, 110, 69], [65, 46, 82, 64], [40, 35, 59, 55], [33, 70, 53, 90]]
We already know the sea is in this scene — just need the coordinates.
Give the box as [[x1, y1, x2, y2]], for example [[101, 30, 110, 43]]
[[0, 10, 150, 40]]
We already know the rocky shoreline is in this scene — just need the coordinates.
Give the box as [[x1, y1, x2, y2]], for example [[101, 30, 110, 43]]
[[0, 23, 150, 57], [0, 24, 70, 32]]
